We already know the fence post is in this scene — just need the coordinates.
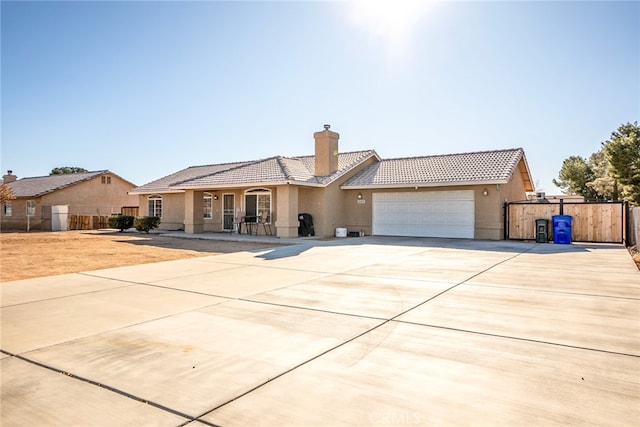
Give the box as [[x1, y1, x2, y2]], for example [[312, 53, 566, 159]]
[[503, 201, 509, 240], [624, 201, 630, 246]]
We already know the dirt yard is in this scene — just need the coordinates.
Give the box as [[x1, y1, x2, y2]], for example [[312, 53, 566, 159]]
[[0, 231, 278, 282]]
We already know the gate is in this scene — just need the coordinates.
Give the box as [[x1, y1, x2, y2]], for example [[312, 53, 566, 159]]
[[504, 201, 628, 244]]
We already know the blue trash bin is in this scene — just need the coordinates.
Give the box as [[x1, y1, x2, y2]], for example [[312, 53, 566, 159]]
[[552, 215, 572, 244]]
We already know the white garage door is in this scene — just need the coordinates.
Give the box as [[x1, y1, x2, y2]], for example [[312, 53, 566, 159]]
[[372, 190, 475, 238]]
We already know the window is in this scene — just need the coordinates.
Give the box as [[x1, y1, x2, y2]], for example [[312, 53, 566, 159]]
[[26, 200, 36, 217], [203, 192, 213, 219], [148, 195, 163, 217], [3, 201, 12, 216], [101, 176, 111, 184], [244, 188, 271, 222]]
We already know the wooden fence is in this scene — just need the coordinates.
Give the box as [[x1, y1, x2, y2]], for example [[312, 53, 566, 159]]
[[505, 201, 628, 244], [68, 215, 111, 230], [121, 206, 139, 216]]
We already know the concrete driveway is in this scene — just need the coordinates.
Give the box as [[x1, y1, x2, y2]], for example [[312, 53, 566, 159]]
[[2, 236, 639, 426]]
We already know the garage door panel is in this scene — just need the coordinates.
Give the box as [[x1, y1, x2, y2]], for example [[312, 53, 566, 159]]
[[373, 191, 475, 238]]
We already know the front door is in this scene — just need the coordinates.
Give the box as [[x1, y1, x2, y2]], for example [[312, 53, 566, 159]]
[[223, 194, 235, 231]]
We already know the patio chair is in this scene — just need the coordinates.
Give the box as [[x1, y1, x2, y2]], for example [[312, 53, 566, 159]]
[[230, 212, 245, 234], [259, 211, 273, 236]]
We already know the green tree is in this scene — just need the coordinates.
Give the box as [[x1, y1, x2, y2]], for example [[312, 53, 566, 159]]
[[586, 149, 618, 201], [552, 156, 599, 200], [50, 167, 88, 175], [604, 122, 640, 204]]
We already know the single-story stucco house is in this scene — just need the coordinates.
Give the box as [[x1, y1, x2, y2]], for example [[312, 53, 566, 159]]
[[131, 126, 534, 240], [1, 170, 138, 231]]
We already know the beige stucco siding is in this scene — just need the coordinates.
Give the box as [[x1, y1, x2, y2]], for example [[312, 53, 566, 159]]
[[1, 175, 137, 231], [148, 187, 283, 233], [1, 199, 33, 230], [41, 176, 137, 216], [139, 192, 184, 231], [314, 156, 379, 237], [343, 164, 529, 241], [137, 157, 528, 240], [475, 159, 530, 240]]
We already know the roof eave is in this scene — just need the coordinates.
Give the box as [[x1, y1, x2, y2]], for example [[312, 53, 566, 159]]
[[341, 179, 510, 190], [129, 189, 186, 195], [517, 155, 535, 192], [171, 181, 288, 190]]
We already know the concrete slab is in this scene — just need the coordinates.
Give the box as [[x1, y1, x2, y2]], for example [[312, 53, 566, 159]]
[[348, 247, 518, 283], [1, 357, 186, 426], [210, 243, 427, 272], [248, 273, 454, 318], [397, 283, 640, 355], [467, 262, 640, 297], [2, 285, 225, 354], [25, 300, 383, 416], [467, 244, 640, 298], [150, 265, 329, 298], [2, 237, 638, 426], [244, 252, 388, 274], [1, 273, 133, 307], [203, 322, 640, 426], [85, 257, 242, 283]]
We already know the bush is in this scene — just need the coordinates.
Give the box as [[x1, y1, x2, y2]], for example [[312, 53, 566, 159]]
[[134, 216, 161, 233], [108, 215, 135, 232]]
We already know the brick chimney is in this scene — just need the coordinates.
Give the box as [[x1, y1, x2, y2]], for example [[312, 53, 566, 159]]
[[313, 124, 339, 176], [2, 170, 17, 183]]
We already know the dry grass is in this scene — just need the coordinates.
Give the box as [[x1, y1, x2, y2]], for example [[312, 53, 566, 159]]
[[0, 230, 275, 282]]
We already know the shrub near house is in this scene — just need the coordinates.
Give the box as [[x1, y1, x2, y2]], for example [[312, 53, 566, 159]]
[[107, 215, 160, 233], [134, 216, 160, 233], [108, 215, 134, 232]]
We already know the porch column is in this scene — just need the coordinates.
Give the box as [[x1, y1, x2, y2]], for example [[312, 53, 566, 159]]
[[184, 190, 204, 234], [275, 185, 299, 238]]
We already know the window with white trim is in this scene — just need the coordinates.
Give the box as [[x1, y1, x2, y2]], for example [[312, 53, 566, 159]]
[[26, 200, 36, 217], [244, 188, 271, 222], [3, 201, 12, 216], [148, 195, 163, 217], [203, 192, 213, 219]]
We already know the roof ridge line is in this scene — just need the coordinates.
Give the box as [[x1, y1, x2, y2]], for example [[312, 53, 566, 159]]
[[382, 147, 523, 162], [288, 149, 376, 160], [275, 156, 295, 180], [13, 170, 105, 181]]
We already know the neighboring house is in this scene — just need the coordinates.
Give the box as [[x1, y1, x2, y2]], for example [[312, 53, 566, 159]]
[[131, 126, 535, 240], [1, 170, 138, 231]]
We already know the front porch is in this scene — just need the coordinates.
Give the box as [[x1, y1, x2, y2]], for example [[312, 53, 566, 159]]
[[182, 185, 303, 238]]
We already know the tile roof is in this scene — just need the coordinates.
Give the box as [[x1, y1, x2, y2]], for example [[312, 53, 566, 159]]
[[6, 171, 114, 198], [132, 151, 378, 192], [130, 162, 252, 194], [342, 148, 528, 188]]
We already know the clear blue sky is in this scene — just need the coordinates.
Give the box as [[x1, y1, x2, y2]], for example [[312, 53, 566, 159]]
[[2, 0, 638, 194]]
